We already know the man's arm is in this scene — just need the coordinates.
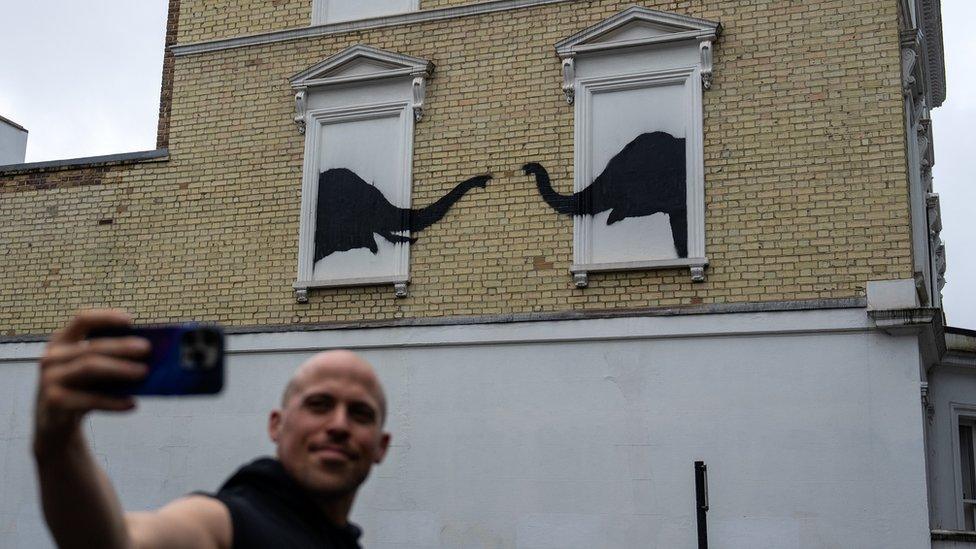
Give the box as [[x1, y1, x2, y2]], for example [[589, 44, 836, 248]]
[[127, 496, 230, 549], [33, 310, 230, 549]]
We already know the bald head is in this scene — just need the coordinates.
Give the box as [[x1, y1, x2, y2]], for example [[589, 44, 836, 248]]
[[270, 349, 392, 507], [280, 350, 387, 424]]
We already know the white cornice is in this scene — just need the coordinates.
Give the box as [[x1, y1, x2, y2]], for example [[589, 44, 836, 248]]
[[919, 0, 946, 107], [172, 0, 572, 57], [0, 304, 873, 361], [554, 6, 720, 57], [900, 0, 946, 108], [554, 6, 721, 98], [289, 46, 432, 132], [289, 45, 433, 87]]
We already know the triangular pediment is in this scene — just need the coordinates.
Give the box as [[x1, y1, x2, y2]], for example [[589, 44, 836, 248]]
[[590, 20, 682, 44], [325, 58, 402, 78], [556, 6, 720, 56], [290, 45, 432, 89]]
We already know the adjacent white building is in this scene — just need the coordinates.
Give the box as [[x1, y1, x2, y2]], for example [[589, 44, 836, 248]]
[[0, 114, 28, 166]]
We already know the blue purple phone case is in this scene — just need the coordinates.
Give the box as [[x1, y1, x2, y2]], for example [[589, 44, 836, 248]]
[[87, 324, 224, 396]]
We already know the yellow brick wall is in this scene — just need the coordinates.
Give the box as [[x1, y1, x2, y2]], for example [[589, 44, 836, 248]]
[[178, 0, 310, 44], [176, 0, 490, 44], [0, 0, 912, 335]]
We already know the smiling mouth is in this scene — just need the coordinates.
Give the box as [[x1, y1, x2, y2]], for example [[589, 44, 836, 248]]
[[310, 445, 355, 461]]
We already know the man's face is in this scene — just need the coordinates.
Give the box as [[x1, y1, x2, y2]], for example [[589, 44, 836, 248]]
[[269, 353, 390, 498]]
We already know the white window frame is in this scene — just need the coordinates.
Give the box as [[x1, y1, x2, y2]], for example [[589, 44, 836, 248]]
[[573, 66, 705, 275], [312, 0, 419, 26], [952, 404, 976, 531], [289, 45, 432, 301], [554, 6, 719, 285], [296, 102, 415, 291]]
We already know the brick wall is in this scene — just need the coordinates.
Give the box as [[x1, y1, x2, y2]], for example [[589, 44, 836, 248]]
[[0, 0, 912, 335], [156, 0, 181, 149], [178, 0, 310, 44], [175, 0, 500, 45]]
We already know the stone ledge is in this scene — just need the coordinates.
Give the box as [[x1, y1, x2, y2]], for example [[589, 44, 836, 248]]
[[172, 0, 571, 56], [0, 297, 866, 344], [0, 149, 168, 176]]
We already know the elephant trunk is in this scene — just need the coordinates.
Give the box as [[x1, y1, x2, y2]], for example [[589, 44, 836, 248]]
[[523, 163, 576, 215], [408, 174, 490, 231]]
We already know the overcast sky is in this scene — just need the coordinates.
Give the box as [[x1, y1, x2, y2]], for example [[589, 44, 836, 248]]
[[0, 1, 972, 327]]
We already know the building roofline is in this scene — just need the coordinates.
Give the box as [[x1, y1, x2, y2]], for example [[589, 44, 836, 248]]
[[0, 148, 168, 175], [946, 327, 976, 357], [920, 0, 946, 106], [947, 326, 976, 337], [0, 114, 28, 133]]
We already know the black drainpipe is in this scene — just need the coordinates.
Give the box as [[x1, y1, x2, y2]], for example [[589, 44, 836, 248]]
[[695, 461, 709, 549]]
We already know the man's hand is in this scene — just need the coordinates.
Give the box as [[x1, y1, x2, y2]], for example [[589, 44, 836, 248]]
[[33, 310, 231, 549], [34, 309, 149, 457]]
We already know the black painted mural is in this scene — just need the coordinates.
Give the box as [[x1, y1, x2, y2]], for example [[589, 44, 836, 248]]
[[523, 131, 688, 258], [314, 168, 491, 262]]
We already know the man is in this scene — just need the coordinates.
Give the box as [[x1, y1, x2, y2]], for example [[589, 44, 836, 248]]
[[33, 309, 391, 548]]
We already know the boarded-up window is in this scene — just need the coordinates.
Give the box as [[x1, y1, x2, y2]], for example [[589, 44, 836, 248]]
[[290, 46, 431, 300], [550, 7, 719, 285]]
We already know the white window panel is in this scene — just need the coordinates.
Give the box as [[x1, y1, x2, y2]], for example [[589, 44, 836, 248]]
[[306, 104, 412, 285], [954, 407, 976, 531], [549, 6, 719, 285], [578, 71, 696, 265], [290, 46, 432, 301], [312, 0, 418, 26]]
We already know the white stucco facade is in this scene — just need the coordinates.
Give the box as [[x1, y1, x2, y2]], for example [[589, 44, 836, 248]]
[[0, 115, 28, 166], [0, 307, 933, 548], [925, 331, 976, 542]]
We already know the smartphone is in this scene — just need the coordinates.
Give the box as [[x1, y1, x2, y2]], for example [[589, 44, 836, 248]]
[[87, 324, 225, 396]]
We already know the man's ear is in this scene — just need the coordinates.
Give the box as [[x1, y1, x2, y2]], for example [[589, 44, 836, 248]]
[[268, 409, 282, 444], [374, 432, 392, 464]]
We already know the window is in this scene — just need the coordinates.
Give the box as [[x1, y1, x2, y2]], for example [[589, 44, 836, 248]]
[[957, 410, 976, 530], [543, 7, 719, 286], [961, 420, 976, 529], [312, 0, 418, 25], [290, 46, 432, 302]]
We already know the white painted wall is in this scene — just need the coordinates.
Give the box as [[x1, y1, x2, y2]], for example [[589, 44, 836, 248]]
[[0, 118, 28, 165], [926, 365, 976, 531], [0, 310, 931, 548]]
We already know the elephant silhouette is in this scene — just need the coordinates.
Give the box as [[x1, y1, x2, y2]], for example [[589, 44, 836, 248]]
[[314, 168, 491, 262], [523, 131, 688, 258]]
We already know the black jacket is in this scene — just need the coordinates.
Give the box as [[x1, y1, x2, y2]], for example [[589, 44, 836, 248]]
[[209, 458, 363, 549]]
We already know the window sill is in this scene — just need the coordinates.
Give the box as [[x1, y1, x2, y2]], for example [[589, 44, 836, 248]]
[[569, 257, 708, 287], [571, 257, 708, 273], [293, 277, 409, 302], [932, 530, 976, 542]]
